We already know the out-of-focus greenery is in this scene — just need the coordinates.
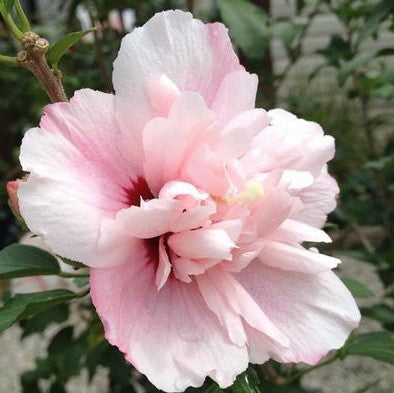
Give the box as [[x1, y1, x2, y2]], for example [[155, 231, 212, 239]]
[[0, 0, 393, 392]]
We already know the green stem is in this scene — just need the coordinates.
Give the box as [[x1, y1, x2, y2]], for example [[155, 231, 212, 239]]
[[0, 53, 19, 66], [75, 287, 90, 298], [284, 354, 339, 384], [59, 271, 90, 278], [1, 11, 24, 40], [14, 0, 31, 32]]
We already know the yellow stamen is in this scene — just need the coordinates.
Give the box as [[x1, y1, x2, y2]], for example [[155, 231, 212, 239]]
[[214, 180, 264, 205]]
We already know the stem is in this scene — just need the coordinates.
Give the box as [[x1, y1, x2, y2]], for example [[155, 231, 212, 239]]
[[20, 47, 68, 102], [284, 354, 339, 384], [14, 0, 31, 32], [75, 287, 90, 298], [0, 53, 19, 66], [59, 271, 90, 278], [1, 11, 24, 40]]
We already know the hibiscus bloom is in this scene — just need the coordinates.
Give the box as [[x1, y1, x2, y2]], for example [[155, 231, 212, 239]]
[[18, 10, 360, 392]]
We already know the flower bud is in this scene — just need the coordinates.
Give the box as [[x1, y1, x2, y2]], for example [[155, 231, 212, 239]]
[[6, 180, 22, 217]]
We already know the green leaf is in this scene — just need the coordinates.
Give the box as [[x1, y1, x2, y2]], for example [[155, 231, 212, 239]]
[[0, 244, 60, 279], [341, 277, 374, 298], [20, 303, 69, 338], [318, 34, 352, 66], [217, 0, 270, 59], [364, 155, 394, 170], [47, 28, 96, 68], [357, 0, 394, 44], [0, 289, 76, 332], [361, 304, 394, 329], [340, 332, 394, 365], [338, 52, 375, 85], [229, 368, 262, 393]]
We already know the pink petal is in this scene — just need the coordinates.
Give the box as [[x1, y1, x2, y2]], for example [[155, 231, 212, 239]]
[[155, 237, 172, 290], [268, 218, 332, 244], [259, 240, 340, 273], [147, 74, 180, 116], [242, 114, 335, 177], [90, 253, 249, 392], [168, 228, 236, 260], [197, 268, 289, 347], [143, 92, 216, 195], [216, 109, 269, 160], [237, 263, 360, 365], [18, 90, 136, 266], [211, 71, 258, 124], [290, 167, 339, 228], [113, 10, 245, 173], [117, 199, 182, 239]]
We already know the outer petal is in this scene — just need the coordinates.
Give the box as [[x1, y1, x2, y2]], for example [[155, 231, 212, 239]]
[[18, 90, 135, 266], [237, 262, 361, 365], [90, 251, 249, 392], [113, 10, 250, 172]]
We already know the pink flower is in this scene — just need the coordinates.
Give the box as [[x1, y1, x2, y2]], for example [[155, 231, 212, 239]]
[[18, 10, 360, 392]]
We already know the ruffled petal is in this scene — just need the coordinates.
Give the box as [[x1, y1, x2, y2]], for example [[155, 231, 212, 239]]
[[18, 90, 136, 266], [237, 262, 361, 364], [90, 251, 249, 392], [114, 10, 248, 172], [258, 241, 340, 273], [143, 92, 216, 195]]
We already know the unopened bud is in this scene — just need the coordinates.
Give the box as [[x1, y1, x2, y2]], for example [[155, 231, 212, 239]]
[[6, 180, 22, 217]]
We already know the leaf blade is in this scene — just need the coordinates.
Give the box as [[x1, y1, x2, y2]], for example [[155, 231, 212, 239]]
[[0, 244, 60, 279], [47, 28, 96, 68]]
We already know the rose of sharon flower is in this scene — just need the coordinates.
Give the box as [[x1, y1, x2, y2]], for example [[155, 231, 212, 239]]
[[18, 10, 360, 392]]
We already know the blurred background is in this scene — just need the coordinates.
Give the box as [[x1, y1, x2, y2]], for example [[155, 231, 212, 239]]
[[0, 0, 393, 392]]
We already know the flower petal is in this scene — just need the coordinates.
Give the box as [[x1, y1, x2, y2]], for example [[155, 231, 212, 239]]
[[168, 227, 236, 261], [90, 253, 249, 392], [211, 70, 258, 124], [18, 90, 135, 266], [258, 241, 340, 273], [237, 262, 360, 364], [117, 199, 182, 239], [114, 10, 245, 172], [143, 92, 216, 195]]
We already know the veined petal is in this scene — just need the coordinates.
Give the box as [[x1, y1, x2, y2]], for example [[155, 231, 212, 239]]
[[114, 10, 248, 173], [237, 263, 360, 365], [259, 240, 340, 273], [91, 253, 249, 392], [18, 90, 136, 266]]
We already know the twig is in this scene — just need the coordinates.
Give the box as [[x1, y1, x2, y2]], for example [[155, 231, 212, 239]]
[[17, 33, 68, 103]]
